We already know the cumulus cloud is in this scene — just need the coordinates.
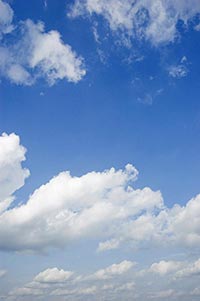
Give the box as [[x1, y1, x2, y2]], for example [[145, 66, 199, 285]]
[[0, 133, 30, 213], [0, 47, 32, 85], [7, 257, 200, 300], [34, 268, 74, 283], [0, 138, 165, 252], [0, 4, 86, 86], [8, 261, 135, 299], [18, 20, 86, 85], [175, 258, 200, 278], [68, 0, 200, 45], [0, 20, 85, 85], [1, 133, 200, 255], [149, 260, 183, 276], [8, 268, 75, 298], [141, 257, 200, 282], [91, 260, 135, 280], [167, 195, 200, 247], [0, 0, 13, 37]]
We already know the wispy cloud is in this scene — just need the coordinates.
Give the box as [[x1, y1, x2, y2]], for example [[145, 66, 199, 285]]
[[68, 0, 200, 46]]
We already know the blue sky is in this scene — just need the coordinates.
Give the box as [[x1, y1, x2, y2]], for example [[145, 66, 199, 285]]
[[1, 0, 200, 300]]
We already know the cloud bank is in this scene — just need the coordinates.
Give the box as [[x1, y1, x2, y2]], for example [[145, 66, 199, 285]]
[[7, 257, 200, 300]]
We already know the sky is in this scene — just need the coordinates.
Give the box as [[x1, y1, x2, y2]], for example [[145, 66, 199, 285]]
[[1, 0, 200, 300]]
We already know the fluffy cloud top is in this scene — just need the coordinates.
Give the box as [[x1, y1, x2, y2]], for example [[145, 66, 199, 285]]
[[0, 133, 30, 214], [19, 20, 86, 85], [0, 135, 164, 252], [1, 132, 200, 255], [34, 268, 73, 283], [69, 0, 200, 45], [149, 260, 182, 276], [0, 164, 163, 251]]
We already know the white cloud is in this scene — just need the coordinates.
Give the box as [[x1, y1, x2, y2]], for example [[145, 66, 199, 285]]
[[8, 257, 200, 300], [1, 133, 200, 255], [149, 260, 183, 276], [0, 269, 6, 278], [0, 47, 32, 86], [8, 268, 74, 298], [0, 0, 13, 37], [0, 140, 165, 252], [116, 281, 135, 291], [92, 260, 135, 280], [9, 287, 43, 297], [97, 238, 120, 252], [8, 261, 135, 299], [0, 133, 30, 213], [168, 65, 188, 78], [194, 23, 200, 31], [167, 195, 200, 247], [175, 258, 200, 278], [34, 268, 74, 283], [6, 64, 33, 85], [68, 0, 200, 45], [77, 286, 97, 295], [0, 17, 86, 85], [20, 20, 86, 85]]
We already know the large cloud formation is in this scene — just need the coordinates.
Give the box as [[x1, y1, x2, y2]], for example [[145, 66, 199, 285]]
[[2, 133, 200, 300], [69, 0, 200, 45], [0, 1, 86, 86], [1, 132, 200, 254]]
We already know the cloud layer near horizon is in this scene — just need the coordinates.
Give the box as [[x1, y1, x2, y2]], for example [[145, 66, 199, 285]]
[[7, 257, 200, 300]]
